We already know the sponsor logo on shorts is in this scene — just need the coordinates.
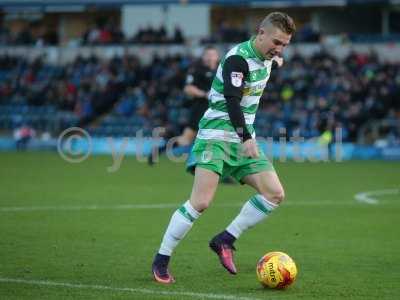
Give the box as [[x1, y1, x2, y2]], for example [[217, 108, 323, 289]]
[[201, 151, 213, 163]]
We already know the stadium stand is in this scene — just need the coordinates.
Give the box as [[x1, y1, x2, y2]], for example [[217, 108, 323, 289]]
[[0, 49, 399, 144]]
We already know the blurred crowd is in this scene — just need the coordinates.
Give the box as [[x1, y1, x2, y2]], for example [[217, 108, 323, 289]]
[[82, 21, 125, 45], [0, 53, 189, 133], [3, 16, 398, 47], [202, 21, 250, 44], [0, 22, 321, 46], [0, 20, 185, 46], [82, 23, 185, 45], [0, 23, 59, 46], [129, 25, 185, 44], [1, 18, 320, 46], [258, 51, 400, 143], [203, 21, 320, 44], [0, 50, 399, 144]]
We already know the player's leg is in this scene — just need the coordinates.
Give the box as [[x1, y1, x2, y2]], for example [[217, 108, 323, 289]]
[[148, 103, 201, 166], [182, 101, 207, 147], [152, 167, 219, 284], [147, 127, 171, 165], [218, 170, 284, 247], [210, 164, 284, 274], [147, 127, 196, 165], [243, 170, 285, 204], [228, 170, 284, 234]]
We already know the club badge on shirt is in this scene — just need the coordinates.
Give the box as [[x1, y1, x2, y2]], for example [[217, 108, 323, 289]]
[[230, 72, 243, 87]]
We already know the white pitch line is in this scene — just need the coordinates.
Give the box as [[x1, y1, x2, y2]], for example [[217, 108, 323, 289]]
[[0, 201, 359, 212], [0, 277, 262, 300], [354, 188, 400, 205], [0, 203, 178, 212]]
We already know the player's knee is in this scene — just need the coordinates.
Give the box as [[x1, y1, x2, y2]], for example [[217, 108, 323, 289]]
[[190, 199, 211, 212], [192, 202, 209, 212], [274, 188, 285, 204], [262, 187, 285, 205]]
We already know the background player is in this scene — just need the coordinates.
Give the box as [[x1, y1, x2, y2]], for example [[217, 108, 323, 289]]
[[148, 46, 219, 165]]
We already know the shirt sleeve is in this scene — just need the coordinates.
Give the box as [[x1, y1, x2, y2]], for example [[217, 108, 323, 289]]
[[222, 55, 252, 142]]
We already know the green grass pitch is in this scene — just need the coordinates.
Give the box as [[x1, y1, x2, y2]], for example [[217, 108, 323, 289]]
[[0, 152, 399, 299]]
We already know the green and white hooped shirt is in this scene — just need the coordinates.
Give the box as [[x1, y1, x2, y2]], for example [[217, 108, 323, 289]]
[[197, 37, 273, 144]]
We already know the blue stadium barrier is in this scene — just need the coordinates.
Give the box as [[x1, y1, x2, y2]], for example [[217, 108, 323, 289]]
[[1, 137, 399, 160]]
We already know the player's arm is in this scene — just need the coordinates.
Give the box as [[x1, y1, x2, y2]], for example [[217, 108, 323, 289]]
[[222, 55, 251, 142], [184, 68, 208, 99], [222, 55, 259, 157]]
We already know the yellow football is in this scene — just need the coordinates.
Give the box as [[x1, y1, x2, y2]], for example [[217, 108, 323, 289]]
[[256, 251, 298, 289]]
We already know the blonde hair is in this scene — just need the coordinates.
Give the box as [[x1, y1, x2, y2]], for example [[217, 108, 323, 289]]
[[260, 12, 296, 35]]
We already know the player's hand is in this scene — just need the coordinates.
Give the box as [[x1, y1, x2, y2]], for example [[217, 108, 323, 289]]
[[200, 90, 208, 98], [243, 139, 259, 158], [272, 55, 284, 68]]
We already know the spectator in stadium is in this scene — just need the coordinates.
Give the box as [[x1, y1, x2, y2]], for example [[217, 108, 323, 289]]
[[0, 21, 11, 45], [130, 24, 185, 44], [14, 25, 34, 45], [14, 124, 35, 151], [82, 18, 124, 45], [173, 25, 185, 44]]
